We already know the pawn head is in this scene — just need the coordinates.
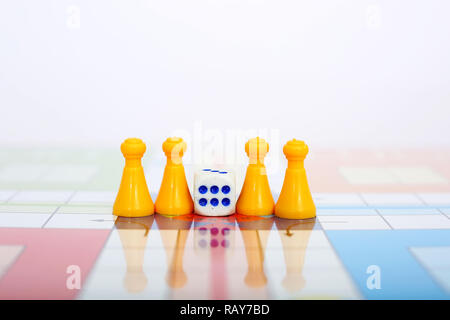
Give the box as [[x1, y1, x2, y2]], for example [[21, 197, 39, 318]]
[[166, 269, 188, 289], [283, 139, 309, 160], [162, 137, 187, 164], [121, 138, 146, 159], [244, 271, 268, 288], [245, 137, 269, 163], [123, 271, 148, 293], [282, 274, 306, 292]]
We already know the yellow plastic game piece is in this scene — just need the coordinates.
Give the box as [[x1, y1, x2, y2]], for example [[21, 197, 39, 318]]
[[274, 139, 316, 220], [155, 137, 194, 216], [236, 137, 275, 216], [113, 138, 154, 217]]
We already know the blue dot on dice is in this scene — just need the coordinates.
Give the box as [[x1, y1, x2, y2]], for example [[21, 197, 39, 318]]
[[222, 198, 230, 206], [199, 198, 208, 206], [210, 185, 219, 194], [211, 198, 219, 206], [198, 185, 208, 194], [221, 185, 230, 194]]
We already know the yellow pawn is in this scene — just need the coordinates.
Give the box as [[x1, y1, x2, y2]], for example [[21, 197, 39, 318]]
[[275, 139, 316, 219], [236, 137, 274, 216], [155, 137, 194, 216], [113, 138, 154, 217]]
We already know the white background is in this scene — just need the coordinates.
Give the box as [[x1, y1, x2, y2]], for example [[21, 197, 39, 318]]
[[1, 0, 450, 148]]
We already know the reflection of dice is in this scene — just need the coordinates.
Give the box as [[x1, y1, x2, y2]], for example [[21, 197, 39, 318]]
[[193, 216, 236, 257], [194, 169, 236, 216]]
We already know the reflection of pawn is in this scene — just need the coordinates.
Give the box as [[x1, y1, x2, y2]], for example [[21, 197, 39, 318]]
[[115, 215, 154, 293], [275, 139, 316, 220], [113, 138, 154, 217], [155, 137, 194, 216], [275, 217, 316, 293], [155, 214, 193, 288], [237, 215, 274, 288], [236, 137, 274, 216]]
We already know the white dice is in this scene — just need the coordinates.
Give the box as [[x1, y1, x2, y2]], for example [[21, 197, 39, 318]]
[[194, 169, 236, 216]]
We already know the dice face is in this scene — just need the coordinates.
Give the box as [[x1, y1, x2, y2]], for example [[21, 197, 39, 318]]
[[194, 169, 236, 216]]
